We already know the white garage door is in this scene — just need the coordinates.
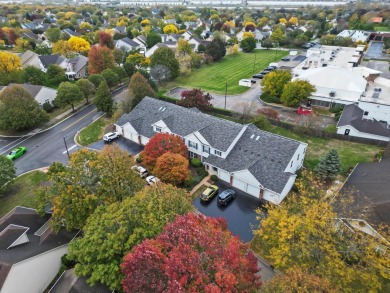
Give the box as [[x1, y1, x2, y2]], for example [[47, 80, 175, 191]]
[[247, 184, 260, 197], [232, 177, 246, 191], [141, 136, 149, 145], [219, 170, 230, 183]]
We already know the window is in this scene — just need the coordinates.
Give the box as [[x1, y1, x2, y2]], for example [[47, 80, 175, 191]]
[[203, 145, 210, 154], [297, 154, 300, 160], [213, 166, 218, 171], [155, 126, 162, 132], [364, 111, 369, 116], [215, 150, 222, 156], [290, 161, 293, 167], [188, 140, 198, 150], [189, 151, 197, 158]]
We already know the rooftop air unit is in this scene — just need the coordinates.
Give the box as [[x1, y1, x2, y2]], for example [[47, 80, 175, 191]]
[[329, 91, 336, 97]]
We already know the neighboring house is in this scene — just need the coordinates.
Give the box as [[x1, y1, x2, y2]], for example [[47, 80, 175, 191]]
[[113, 26, 126, 35], [38, 54, 67, 72], [115, 37, 141, 52], [21, 31, 40, 42], [181, 31, 193, 40], [337, 104, 390, 142], [62, 28, 81, 37], [20, 50, 41, 68], [0, 206, 78, 293], [337, 30, 370, 43], [65, 55, 88, 80], [145, 42, 174, 58], [342, 156, 390, 227], [0, 16, 8, 23], [1, 83, 57, 105], [236, 29, 265, 41], [188, 37, 210, 52], [166, 34, 182, 42], [48, 269, 112, 293], [115, 97, 307, 204]]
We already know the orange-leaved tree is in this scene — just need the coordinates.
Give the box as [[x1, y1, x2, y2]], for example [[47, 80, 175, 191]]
[[88, 45, 115, 74], [142, 133, 188, 171], [153, 153, 190, 185]]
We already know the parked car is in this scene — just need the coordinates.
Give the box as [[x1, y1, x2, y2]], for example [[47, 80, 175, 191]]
[[265, 66, 275, 71], [146, 175, 160, 186], [250, 79, 256, 84], [6, 147, 27, 160], [252, 74, 264, 79], [281, 57, 290, 61], [131, 165, 149, 178], [297, 105, 313, 115], [260, 70, 270, 75], [103, 132, 120, 143], [200, 185, 219, 202], [217, 189, 236, 206]]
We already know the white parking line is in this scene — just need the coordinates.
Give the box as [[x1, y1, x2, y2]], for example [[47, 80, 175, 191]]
[[62, 144, 77, 154]]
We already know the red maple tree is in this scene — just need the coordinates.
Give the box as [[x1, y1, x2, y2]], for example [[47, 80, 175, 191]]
[[87, 45, 115, 74], [121, 213, 261, 292], [98, 31, 114, 49], [153, 153, 190, 185], [178, 88, 213, 111], [142, 133, 188, 171], [7, 29, 17, 45]]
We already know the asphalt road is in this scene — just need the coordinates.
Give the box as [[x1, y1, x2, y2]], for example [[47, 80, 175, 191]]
[[0, 88, 128, 176]]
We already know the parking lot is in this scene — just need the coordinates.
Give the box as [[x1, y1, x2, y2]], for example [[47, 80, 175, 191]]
[[193, 180, 265, 243], [366, 42, 384, 59], [88, 137, 144, 156]]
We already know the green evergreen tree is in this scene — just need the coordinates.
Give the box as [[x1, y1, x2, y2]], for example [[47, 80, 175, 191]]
[[94, 80, 113, 117], [315, 149, 341, 180]]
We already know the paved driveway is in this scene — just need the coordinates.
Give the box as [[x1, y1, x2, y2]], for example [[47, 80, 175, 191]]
[[366, 42, 385, 59], [193, 180, 265, 243], [88, 137, 144, 156]]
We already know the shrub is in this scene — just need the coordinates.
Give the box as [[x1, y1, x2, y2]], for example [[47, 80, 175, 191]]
[[210, 175, 219, 182], [61, 254, 76, 269], [136, 154, 142, 163], [260, 92, 281, 104], [196, 166, 208, 178], [42, 101, 54, 113], [253, 114, 271, 130], [191, 158, 202, 167]]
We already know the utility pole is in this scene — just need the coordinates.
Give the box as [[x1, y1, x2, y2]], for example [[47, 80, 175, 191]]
[[63, 136, 70, 159], [224, 82, 227, 110]]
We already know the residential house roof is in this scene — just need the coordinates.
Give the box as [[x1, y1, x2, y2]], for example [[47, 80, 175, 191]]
[[342, 158, 390, 226], [49, 269, 111, 293], [118, 37, 139, 47], [113, 26, 126, 34], [116, 97, 302, 194], [0, 207, 78, 289], [39, 54, 66, 69], [67, 55, 88, 74], [370, 17, 383, 23], [337, 104, 390, 138], [20, 50, 40, 67], [63, 28, 81, 37], [21, 31, 39, 40], [5, 83, 57, 105]]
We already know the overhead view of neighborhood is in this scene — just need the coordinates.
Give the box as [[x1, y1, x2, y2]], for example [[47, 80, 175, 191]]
[[0, 0, 390, 292]]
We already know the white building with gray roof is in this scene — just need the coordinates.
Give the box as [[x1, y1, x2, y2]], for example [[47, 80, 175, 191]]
[[115, 97, 307, 204]]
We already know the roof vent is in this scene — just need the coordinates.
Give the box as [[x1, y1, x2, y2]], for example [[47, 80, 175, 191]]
[[161, 108, 166, 112], [250, 134, 255, 139], [256, 136, 260, 140], [158, 107, 162, 110], [329, 91, 336, 97]]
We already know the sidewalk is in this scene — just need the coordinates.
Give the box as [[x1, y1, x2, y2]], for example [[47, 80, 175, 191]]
[[190, 175, 211, 195]]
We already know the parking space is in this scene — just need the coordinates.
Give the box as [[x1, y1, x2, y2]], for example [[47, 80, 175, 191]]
[[366, 42, 384, 59], [88, 137, 144, 156], [193, 180, 265, 243]]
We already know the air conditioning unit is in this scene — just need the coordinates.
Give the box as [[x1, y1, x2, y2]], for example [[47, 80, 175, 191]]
[[329, 91, 336, 97]]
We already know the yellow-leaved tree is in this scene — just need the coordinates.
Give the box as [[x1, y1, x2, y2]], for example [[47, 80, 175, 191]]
[[243, 31, 255, 39], [255, 171, 390, 292], [0, 51, 21, 73], [163, 24, 178, 34], [68, 36, 90, 53], [279, 18, 287, 24], [52, 40, 74, 58], [289, 17, 298, 26]]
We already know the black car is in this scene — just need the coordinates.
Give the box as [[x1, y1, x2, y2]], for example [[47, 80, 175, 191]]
[[252, 74, 264, 79], [217, 189, 236, 206], [281, 57, 290, 61], [265, 66, 275, 71]]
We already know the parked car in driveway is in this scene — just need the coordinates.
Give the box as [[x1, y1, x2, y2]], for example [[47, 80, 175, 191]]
[[6, 147, 27, 160], [146, 175, 160, 186], [200, 185, 219, 202], [131, 165, 149, 178], [281, 57, 290, 61], [217, 189, 236, 206], [252, 74, 264, 79], [103, 132, 120, 143]]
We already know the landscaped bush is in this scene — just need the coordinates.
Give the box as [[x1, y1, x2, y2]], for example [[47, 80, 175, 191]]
[[42, 101, 54, 113], [196, 166, 208, 178], [191, 158, 202, 167], [136, 154, 142, 163], [210, 175, 219, 182], [260, 92, 281, 104], [61, 254, 76, 269]]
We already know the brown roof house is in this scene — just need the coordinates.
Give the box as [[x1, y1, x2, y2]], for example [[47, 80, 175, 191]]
[[0, 207, 78, 293]]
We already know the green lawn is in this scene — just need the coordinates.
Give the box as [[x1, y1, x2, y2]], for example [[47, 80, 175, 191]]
[[374, 26, 390, 32], [175, 49, 288, 95], [0, 171, 48, 218], [267, 126, 381, 174], [78, 116, 109, 146]]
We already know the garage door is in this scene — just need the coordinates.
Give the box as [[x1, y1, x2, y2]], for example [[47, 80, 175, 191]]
[[219, 170, 230, 183], [247, 184, 260, 197], [232, 177, 246, 191], [141, 136, 149, 145]]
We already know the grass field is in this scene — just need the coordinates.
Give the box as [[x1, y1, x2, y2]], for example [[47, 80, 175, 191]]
[[78, 116, 108, 146], [174, 49, 288, 95], [0, 171, 48, 218], [374, 26, 390, 32]]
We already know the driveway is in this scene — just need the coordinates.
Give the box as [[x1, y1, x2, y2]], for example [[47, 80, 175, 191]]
[[193, 180, 265, 243], [366, 42, 385, 59], [88, 137, 144, 156]]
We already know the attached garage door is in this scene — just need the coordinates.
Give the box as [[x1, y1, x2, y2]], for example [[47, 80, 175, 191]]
[[232, 177, 246, 191], [246, 184, 260, 197], [219, 170, 230, 183], [141, 136, 149, 145]]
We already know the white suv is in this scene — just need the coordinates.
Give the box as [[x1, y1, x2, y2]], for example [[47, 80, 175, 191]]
[[103, 132, 120, 143], [131, 165, 149, 178]]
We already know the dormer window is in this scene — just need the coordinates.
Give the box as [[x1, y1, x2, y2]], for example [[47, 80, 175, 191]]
[[155, 126, 162, 132], [215, 150, 222, 156]]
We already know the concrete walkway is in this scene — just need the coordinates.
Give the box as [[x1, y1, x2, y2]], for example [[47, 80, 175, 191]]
[[190, 175, 211, 194]]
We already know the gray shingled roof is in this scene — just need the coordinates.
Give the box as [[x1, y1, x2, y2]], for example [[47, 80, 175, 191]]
[[68, 55, 87, 74], [8, 83, 42, 98], [39, 54, 65, 69], [205, 124, 300, 194], [120, 37, 139, 47], [338, 104, 390, 138], [116, 97, 243, 152], [116, 98, 303, 193]]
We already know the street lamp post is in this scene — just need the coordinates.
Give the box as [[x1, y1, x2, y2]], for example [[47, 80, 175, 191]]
[[224, 82, 227, 110], [63, 136, 70, 159]]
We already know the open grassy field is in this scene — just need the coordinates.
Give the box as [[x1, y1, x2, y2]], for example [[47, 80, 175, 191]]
[[0, 171, 48, 218], [374, 26, 390, 32], [174, 49, 288, 95]]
